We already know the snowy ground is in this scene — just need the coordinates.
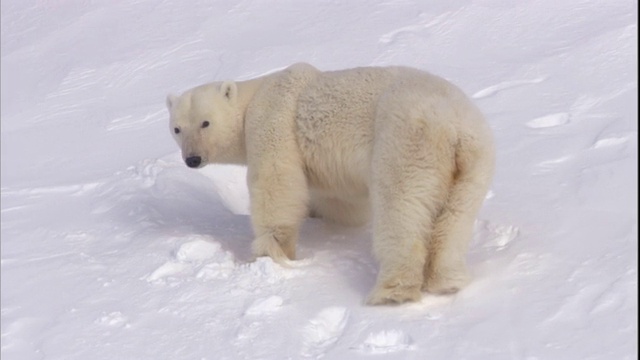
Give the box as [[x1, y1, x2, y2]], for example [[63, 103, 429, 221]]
[[1, 0, 637, 359]]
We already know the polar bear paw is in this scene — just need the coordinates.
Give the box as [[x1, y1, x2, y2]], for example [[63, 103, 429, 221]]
[[251, 233, 295, 264], [366, 283, 422, 305], [422, 267, 470, 294]]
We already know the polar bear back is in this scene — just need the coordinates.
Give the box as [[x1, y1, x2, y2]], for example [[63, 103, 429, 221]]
[[293, 66, 485, 197]]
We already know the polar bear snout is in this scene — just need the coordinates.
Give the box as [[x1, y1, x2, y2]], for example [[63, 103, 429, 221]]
[[185, 156, 202, 168]]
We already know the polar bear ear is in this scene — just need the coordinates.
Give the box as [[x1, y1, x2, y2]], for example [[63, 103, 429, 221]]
[[166, 94, 178, 109], [220, 81, 237, 102]]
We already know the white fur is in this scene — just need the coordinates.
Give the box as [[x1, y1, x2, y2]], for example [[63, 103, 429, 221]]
[[166, 63, 495, 305]]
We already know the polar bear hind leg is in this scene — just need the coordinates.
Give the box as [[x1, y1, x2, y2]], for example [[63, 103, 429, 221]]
[[423, 132, 494, 294], [366, 101, 455, 305]]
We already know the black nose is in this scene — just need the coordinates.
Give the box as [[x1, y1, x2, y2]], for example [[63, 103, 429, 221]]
[[185, 156, 202, 168]]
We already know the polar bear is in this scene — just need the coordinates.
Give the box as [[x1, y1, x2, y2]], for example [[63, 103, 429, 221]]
[[166, 63, 494, 305]]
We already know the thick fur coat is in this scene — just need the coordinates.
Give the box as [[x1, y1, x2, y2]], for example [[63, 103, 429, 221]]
[[166, 63, 495, 305]]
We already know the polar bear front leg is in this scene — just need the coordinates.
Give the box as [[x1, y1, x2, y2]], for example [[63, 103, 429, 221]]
[[247, 160, 309, 264]]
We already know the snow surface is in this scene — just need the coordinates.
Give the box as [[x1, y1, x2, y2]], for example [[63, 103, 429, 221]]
[[1, 0, 637, 359]]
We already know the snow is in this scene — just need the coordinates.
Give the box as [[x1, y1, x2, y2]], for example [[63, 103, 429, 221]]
[[1, 0, 637, 359], [357, 329, 415, 355], [301, 307, 349, 358]]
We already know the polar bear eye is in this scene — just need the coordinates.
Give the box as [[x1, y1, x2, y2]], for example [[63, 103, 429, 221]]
[[201, 121, 210, 128], [174, 127, 180, 134]]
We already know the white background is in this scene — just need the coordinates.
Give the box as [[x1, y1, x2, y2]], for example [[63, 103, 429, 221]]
[[1, 1, 637, 359]]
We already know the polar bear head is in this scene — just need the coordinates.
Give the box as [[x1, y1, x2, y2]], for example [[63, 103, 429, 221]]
[[166, 82, 243, 168]]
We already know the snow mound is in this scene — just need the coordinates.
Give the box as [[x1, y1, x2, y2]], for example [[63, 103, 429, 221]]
[[301, 307, 349, 358], [357, 329, 415, 354], [146, 237, 235, 283], [526, 113, 571, 128], [244, 296, 284, 316]]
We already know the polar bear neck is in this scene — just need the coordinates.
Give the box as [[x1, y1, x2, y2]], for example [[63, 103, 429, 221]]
[[217, 77, 264, 165], [235, 77, 266, 120]]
